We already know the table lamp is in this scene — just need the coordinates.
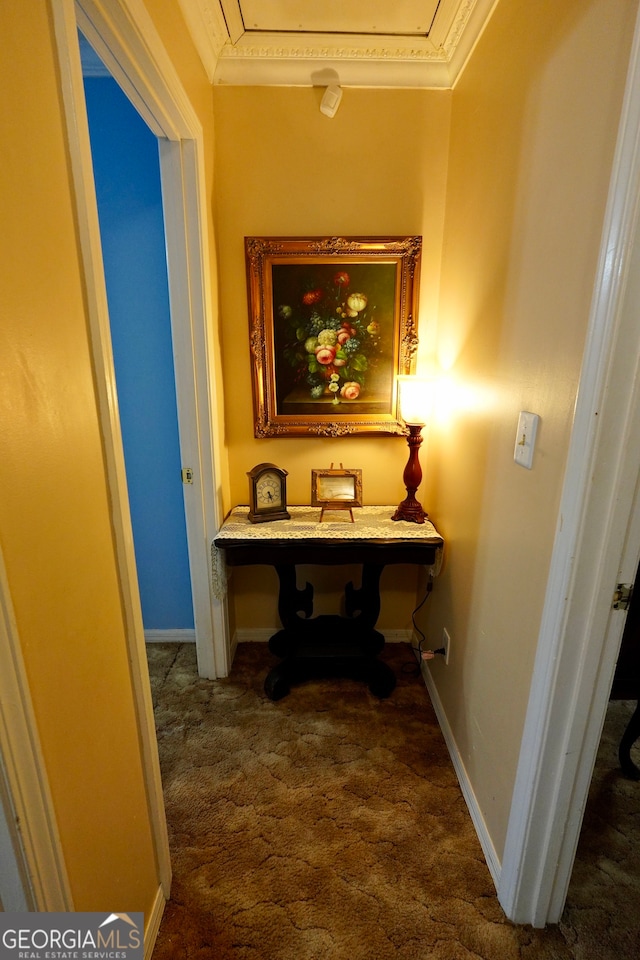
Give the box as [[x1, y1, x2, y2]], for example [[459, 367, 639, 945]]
[[392, 375, 432, 524]]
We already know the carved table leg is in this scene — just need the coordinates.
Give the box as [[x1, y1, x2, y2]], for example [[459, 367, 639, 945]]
[[268, 563, 314, 659], [345, 563, 385, 654], [264, 562, 396, 701]]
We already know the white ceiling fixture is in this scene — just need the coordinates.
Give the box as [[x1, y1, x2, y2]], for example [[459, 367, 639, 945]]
[[177, 0, 499, 88]]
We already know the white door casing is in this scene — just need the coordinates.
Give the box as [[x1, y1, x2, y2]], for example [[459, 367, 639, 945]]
[[39, 0, 640, 933], [499, 0, 640, 925], [50, 0, 232, 911], [71, 0, 230, 682], [0, 545, 73, 911]]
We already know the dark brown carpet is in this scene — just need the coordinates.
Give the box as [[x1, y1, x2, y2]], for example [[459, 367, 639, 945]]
[[147, 643, 639, 959]]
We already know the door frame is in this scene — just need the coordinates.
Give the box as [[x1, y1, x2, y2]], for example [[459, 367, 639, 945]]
[[0, 546, 73, 911], [50, 0, 231, 906], [44, 0, 640, 930], [70, 0, 230, 683], [499, 0, 640, 925]]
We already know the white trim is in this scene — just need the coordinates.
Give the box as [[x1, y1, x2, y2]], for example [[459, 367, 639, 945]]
[[176, 0, 227, 83], [143, 884, 166, 960], [233, 628, 414, 645], [71, 3, 231, 669], [0, 547, 73, 911], [0, 767, 30, 911], [190, 0, 499, 89], [217, 0, 243, 43], [145, 629, 196, 644], [75, 0, 198, 139], [234, 628, 276, 644], [214, 45, 452, 89], [54, 0, 173, 896], [381, 629, 414, 643], [422, 662, 501, 889], [498, 1, 640, 927], [75, 2, 230, 684], [449, 0, 501, 90], [54, 0, 232, 904], [158, 136, 229, 680]]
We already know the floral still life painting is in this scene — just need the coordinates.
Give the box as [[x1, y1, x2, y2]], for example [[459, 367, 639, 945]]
[[246, 237, 422, 437]]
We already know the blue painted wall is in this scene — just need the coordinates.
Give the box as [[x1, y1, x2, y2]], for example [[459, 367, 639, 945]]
[[83, 74, 194, 630]]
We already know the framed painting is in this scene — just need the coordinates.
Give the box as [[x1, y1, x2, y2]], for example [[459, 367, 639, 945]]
[[245, 236, 421, 437]]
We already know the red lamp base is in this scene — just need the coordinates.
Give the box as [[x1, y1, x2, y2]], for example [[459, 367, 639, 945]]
[[392, 495, 427, 524], [391, 423, 427, 524]]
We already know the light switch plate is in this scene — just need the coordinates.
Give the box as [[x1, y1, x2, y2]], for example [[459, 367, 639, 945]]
[[514, 411, 539, 469]]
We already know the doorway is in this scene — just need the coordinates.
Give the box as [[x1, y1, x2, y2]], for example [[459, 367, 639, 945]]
[[611, 561, 640, 702], [68, 0, 229, 683], [47, 0, 231, 911], [80, 38, 195, 642], [499, 4, 640, 922]]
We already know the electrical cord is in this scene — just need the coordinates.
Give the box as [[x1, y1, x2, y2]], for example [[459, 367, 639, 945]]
[[403, 574, 445, 674]]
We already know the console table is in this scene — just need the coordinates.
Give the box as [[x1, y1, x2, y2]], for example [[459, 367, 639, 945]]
[[214, 506, 444, 701]]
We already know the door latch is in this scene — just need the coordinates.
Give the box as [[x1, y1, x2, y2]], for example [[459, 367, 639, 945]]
[[612, 582, 634, 610], [181, 467, 194, 484]]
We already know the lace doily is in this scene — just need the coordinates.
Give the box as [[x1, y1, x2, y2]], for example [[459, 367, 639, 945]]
[[212, 506, 444, 597]]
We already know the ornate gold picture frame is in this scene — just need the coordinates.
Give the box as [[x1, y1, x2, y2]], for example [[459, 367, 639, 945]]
[[245, 236, 421, 437]]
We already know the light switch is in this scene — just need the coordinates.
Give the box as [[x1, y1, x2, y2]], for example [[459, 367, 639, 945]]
[[514, 411, 539, 469]]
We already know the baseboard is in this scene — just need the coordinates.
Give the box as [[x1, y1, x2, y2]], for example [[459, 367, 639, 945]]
[[235, 628, 275, 643], [233, 628, 414, 644], [144, 629, 196, 643], [420, 657, 502, 891], [381, 629, 413, 643], [144, 883, 166, 960]]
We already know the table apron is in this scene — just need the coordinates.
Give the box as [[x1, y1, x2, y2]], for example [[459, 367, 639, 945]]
[[214, 540, 438, 567]]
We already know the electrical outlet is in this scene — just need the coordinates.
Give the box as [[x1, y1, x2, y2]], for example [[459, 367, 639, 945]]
[[442, 628, 451, 665]]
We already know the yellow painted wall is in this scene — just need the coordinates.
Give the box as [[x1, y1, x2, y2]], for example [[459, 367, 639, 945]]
[[3, 0, 635, 912], [213, 86, 451, 630], [0, 2, 159, 910], [423, 0, 637, 858]]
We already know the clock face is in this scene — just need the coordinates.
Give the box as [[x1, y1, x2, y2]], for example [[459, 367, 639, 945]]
[[247, 462, 289, 523], [256, 471, 282, 508]]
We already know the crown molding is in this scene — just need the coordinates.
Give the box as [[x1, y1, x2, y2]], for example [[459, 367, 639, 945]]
[[180, 0, 499, 89], [177, 0, 229, 83], [216, 31, 449, 90], [221, 35, 448, 63]]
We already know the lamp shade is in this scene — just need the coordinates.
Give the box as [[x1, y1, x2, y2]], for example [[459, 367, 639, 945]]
[[397, 375, 433, 426]]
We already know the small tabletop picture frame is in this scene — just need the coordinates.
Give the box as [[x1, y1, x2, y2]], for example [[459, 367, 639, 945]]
[[311, 465, 362, 522]]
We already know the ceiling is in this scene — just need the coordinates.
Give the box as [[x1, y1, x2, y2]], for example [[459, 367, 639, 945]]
[[177, 0, 498, 88]]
